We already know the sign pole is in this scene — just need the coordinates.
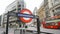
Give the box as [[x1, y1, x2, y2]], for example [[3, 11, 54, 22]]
[[6, 12, 9, 34], [36, 17, 40, 34]]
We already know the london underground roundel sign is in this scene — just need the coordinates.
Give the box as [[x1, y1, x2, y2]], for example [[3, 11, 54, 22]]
[[20, 9, 32, 23]]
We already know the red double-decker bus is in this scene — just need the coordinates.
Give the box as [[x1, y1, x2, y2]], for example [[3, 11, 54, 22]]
[[42, 15, 60, 29]]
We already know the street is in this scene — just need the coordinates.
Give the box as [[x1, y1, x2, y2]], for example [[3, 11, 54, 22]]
[[0, 25, 60, 34], [0, 26, 53, 34], [0, 26, 52, 34]]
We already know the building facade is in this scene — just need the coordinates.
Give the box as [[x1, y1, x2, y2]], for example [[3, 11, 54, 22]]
[[37, 2, 46, 22], [37, 0, 60, 22], [2, 0, 26, 28], [44, 0, 60, 19]]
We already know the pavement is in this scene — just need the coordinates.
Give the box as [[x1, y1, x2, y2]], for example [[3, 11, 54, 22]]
[[0, 27, 50, 34], [0, 27, 14, 34], [0, 27, 6, 34], [26, 25, 60, 34], [0, 26, 60, 34]]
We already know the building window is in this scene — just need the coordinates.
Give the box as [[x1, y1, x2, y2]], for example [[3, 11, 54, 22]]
[[10, 9, 16, 12], [18, 5, 21, 7], [45, 5, 49, 10], [55, 7, 60, 15], [44, 0, 48, 6], [56, 7, 60, 12], [54, 0, 59, 3], [22, 5, 24, 7], [18, 8, 21, 10], [53, 0, 59, 5], [45, 11, 50, 18], [12, 6, 15, 9], [52, 3, 53, 6]]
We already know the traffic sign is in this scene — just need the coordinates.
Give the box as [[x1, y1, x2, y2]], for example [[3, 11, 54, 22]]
[[6, 9, 40, 34], [18, 13, 35, 18], [19, 9, 32, 23]]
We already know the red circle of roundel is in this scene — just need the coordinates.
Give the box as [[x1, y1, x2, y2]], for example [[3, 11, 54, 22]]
[[20, 9, 32, 23]]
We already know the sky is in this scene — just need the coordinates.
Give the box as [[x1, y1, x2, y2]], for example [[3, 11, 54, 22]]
[[0, 0, 43, 15]]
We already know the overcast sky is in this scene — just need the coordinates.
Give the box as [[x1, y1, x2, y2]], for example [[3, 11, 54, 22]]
[[0, 0, 43, 15]]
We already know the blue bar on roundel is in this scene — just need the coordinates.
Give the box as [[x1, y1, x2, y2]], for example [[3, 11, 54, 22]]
[[18, 13, 34, 18]]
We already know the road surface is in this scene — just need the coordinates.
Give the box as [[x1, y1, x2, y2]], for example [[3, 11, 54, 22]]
[[0, 27, 51, 34], [0, 26, 60, 34]]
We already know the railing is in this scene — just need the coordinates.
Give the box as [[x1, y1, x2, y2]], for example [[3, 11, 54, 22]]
[[14, 28, 26, 34]]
